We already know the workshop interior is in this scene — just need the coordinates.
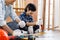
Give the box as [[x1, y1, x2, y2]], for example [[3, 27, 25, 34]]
[[0, 0, 60, 40]]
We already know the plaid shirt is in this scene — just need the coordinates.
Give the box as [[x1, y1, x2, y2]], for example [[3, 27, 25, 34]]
[[19, 12, 33, 23]]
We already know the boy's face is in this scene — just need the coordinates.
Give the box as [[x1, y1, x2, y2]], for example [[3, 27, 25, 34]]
[[5, 0, 16, 5], [26, 9, 35, 16], [26, 10, 34, 16]]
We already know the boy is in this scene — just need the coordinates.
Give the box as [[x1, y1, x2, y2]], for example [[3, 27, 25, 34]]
[[19, 3, 39, 33]]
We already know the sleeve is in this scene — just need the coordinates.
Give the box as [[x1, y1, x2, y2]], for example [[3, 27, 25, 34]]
[[0, 0, 6, 26], [29, 16, 34, 22], [19, 14, 27, 23], [10, 5, 19, 21], [19, 14, 34, 22]]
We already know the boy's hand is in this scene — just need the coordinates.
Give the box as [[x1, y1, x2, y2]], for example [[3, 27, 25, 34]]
[[36, 19, 43, 25], [18, 21, 26, 28]]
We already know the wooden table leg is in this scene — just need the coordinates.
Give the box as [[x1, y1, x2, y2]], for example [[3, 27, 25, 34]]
[[41, 25, 44, 32]]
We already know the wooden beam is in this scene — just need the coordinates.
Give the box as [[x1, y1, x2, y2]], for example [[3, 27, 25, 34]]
[[13, 8, 24, 10], [52, 0, 55, 30], [42, 0, 46, 31], [48, 0, 50, 30], [15, 0, 18, 8]]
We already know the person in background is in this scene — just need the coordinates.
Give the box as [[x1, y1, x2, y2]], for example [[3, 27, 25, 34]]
[[0, 0, 26, 35]]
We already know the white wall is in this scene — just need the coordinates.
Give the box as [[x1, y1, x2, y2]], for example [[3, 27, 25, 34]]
[[54, 0, 60, 27], [59, 0, 60, 27], [38, 0, 43, 21]]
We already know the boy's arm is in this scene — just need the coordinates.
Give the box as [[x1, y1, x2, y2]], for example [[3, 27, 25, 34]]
[[26, 22, 36, 26]]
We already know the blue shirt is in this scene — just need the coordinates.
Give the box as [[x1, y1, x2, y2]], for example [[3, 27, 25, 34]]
[[19, 12, 33, 23], [0, 0, 19, 26]]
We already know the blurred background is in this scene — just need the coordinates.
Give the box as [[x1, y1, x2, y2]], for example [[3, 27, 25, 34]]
[[6, 0, 60, 31]]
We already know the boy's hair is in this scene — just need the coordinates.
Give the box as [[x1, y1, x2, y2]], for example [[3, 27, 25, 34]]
[[25, 3, 36, 12]]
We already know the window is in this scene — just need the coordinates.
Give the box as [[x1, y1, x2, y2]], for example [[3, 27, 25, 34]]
[[38, 0, 54, 30]]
